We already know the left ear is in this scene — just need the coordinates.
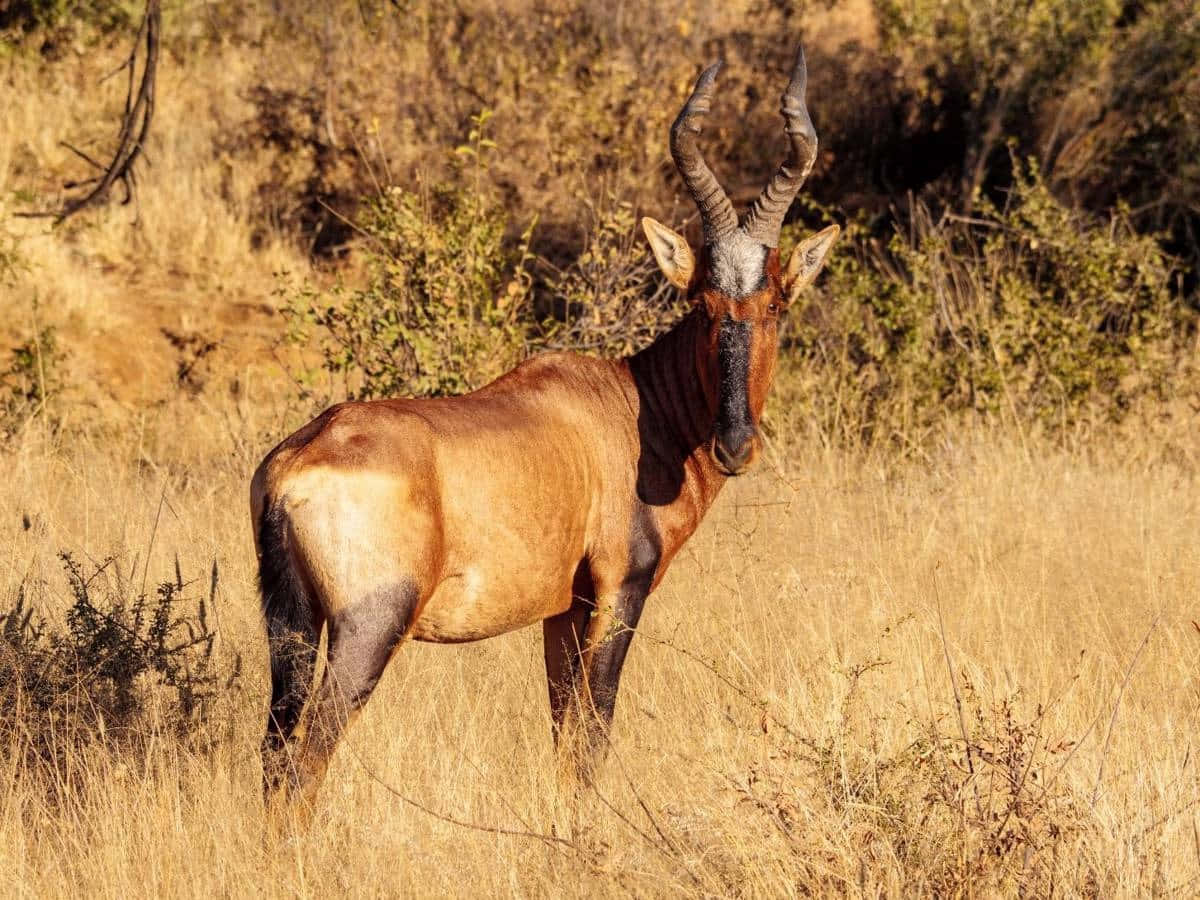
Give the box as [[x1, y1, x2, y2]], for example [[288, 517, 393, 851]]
[[782, 224, 840, 304]]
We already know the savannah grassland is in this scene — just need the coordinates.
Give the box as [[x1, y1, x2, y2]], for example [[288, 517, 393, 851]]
[[2, 1, 1200, 896]]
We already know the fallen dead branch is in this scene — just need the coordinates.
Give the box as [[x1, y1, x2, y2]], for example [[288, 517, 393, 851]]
[[19, 0, 161, 224]]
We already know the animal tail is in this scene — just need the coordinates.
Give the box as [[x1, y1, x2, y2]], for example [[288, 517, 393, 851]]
[[257, 498, 321, 783]]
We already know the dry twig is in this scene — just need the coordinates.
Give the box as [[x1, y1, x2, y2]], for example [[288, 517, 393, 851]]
[[19, 0, 161, 224]]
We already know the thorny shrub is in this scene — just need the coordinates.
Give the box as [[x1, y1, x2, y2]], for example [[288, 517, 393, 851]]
[[0, 552, 241, 784], [603, 618, 1101, 894], [728, 660, 1093, 894], [1049, 0, 1200, 289], [872, 0, 1199, 284], [875, 0, 1119, 204], [536, 194, 684, 358]]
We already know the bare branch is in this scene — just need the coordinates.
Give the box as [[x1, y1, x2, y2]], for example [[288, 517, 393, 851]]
[[58, 141, 107, 174], [18, 0, 161, 224]]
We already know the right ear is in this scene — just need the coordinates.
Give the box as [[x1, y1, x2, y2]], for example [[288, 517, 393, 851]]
[[642, 217, 695, 290], [782, 224, 840, 303]]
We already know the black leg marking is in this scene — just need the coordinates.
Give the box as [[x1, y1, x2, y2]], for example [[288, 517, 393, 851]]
[[585, 502, 661, 726], [290, 579, 419, 796], [544, 561, 594, 739], [582, 597, 646, 733], [547, 505, 662, 776], [323, 579, 419, 713]]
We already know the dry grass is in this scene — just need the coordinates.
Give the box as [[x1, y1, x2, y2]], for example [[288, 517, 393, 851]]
[[0, 26, 301, 416], [0, 402, 1197, 897]]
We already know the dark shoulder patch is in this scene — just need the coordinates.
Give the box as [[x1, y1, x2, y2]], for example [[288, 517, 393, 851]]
[[622, 502, 663, 599]]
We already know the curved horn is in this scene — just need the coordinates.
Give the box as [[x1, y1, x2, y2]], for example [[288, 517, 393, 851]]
[[670, 61, 739, 243], [740, 44, 818, 248]]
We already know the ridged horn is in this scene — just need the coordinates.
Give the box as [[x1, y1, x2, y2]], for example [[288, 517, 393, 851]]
[[740, 44, 818, 248], [669, 61, 739, 244]]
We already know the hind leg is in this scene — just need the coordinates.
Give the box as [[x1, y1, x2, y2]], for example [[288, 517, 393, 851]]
[[283, 580, 419, 818], [543, 595, 592, 754], [257, 498, 325, 803], [261, 610, 324, 797]]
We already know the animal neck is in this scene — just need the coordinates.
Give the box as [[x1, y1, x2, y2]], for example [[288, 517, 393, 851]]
[[624, 308, 726, 509]]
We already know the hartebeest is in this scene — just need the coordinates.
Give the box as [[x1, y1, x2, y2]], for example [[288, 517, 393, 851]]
[[253, 44, 839, 815]]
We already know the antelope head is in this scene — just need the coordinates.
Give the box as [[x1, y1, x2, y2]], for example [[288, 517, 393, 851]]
[[643, 45, 840, 476]]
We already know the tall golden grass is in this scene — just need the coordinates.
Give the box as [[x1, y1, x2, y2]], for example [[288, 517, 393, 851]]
[[2, 1, 1198, 896], [1, 403, 1198, 896]]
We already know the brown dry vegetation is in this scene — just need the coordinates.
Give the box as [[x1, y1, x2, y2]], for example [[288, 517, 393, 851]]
[[1, 1, 1199, 897]]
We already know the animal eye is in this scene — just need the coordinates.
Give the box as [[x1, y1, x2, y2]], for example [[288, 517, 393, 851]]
[[767, 302, 779, 315]]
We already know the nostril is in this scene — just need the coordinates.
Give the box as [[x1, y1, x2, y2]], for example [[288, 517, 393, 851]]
[[713, 436, 754, 473]]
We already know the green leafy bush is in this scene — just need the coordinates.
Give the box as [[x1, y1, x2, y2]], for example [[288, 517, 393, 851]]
[[780, 160, 1182, 446], [286, 111, 535, 400]]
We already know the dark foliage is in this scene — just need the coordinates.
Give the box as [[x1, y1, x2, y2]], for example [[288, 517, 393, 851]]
[[0, 552, 241, 781]]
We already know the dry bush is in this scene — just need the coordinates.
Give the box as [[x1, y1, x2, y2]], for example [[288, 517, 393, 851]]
[[202, 0, 706, 257], [1047, 0, 1200, 288], [282, 137, 686, 402], [725, 655, 1097, 894], [0, 551, 239, 792], [874, 0, 1119, 206], [536, 193, 684, 357], [872, 0, 1200, 291]]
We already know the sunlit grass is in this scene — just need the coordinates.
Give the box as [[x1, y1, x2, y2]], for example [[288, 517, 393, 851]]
[[2, 405, 1196, 896]]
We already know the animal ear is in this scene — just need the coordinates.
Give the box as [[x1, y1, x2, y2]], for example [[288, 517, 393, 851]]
[[641, 217, 695, 291], [782, 224, 840, 304]]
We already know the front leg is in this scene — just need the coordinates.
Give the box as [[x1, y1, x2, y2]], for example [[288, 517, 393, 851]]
[[542, 529, 659, 784], [543, 586, 649, 785]]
